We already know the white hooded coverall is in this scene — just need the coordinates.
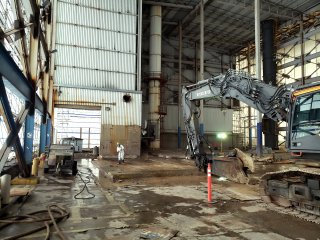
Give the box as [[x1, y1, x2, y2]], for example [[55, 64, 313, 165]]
[[117, 144, 125, 162]]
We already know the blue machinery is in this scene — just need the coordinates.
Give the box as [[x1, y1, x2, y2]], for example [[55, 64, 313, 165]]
[[0, 42, 51, 177]]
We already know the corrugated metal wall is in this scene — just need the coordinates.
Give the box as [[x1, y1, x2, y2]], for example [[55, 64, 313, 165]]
[[55, 0, 137, 90], [142, 104, 233, 133], [56, 87, 141, 126], [53, 0, 141, 157]]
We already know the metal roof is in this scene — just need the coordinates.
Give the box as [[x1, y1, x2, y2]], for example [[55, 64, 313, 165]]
[[143, 0, 320, 53]]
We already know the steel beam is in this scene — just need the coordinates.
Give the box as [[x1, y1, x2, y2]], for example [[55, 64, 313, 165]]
[[278, 27, 320, 49], [143, 1, 193, 9], [12, 0, 32, 78], [215, 0, 300, 19], [167, 0, 209, 36], [0, 42, 44, 113], [0, 76, 30, 177], [278, 51, 320, 69]]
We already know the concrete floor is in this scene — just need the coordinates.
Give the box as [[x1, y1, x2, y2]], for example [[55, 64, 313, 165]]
[[1, 154, 320, 239]]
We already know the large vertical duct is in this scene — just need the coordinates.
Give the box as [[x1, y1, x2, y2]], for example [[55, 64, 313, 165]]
[[262, 19, 278, 149], [149, 5, 161, 149]]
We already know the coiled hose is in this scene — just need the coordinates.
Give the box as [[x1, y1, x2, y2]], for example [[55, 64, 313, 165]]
[[0, 204, 70, 240]]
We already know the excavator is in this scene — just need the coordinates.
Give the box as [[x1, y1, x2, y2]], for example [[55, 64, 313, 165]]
[[182, 69, 320, 216]]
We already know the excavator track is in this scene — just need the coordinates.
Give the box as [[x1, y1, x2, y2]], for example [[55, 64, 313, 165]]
[[263, 202, 320, 224], [260, 167, 320, 220]]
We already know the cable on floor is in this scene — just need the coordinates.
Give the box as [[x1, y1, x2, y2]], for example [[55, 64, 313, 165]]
[[0, 204, 70, 240], [74, 168, 96, 199]]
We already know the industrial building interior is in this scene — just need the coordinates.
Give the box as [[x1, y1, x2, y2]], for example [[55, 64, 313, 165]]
[[0, 0, 320, 239]]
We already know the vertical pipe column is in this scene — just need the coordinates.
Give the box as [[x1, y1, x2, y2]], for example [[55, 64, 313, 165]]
[[137, 0, 143, 91], [199, 0, 204, 136], [149, 5, 162, 149], [255, 0, 262, 157], [178, 22, 182, 149], [43, 4, 52, 107], [88, 128, 91, 148], [247, 44, 252, 149], [300, 14, 305, 85], [262, 19, 278, 149]]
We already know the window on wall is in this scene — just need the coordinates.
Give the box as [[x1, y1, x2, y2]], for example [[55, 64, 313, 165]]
[[54, 108, 101, 148]]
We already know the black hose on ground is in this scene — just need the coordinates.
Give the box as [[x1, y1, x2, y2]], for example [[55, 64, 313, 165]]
[[74, 168, 96, 199], [0, 204, 70, 240]]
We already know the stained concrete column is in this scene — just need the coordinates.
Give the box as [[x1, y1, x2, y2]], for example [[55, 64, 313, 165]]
[[149, 5, 162, 149]]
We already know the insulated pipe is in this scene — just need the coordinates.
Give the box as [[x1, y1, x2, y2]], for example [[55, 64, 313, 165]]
[[1, 174, 11, 205], [255, 0, 263, 157], [149, 5, 162, 149], [262, 19, 278, 149]]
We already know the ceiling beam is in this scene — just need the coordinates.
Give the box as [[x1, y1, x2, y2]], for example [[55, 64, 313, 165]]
[[166, 0, 210, 36], [214, 0, 301, 20], [143, 1, 193, 9]]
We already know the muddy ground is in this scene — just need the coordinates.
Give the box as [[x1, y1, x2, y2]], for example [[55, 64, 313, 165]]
[[1, 155, 320, 240]]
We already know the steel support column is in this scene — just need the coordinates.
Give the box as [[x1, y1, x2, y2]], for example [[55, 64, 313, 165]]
[[300, 14, 305, 85], [137, 0, 142, 91], [247, 44, 252, 149], [199, 0, 204, 137], [46, 118, 52, 147], [255, 0, 263, 157], [23, 112, 35, 164], [178, 22, 182, 149], [39, 121, 46, 153]]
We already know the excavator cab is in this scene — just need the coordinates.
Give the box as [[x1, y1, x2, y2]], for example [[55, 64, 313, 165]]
[[287, 84, 320, 156]]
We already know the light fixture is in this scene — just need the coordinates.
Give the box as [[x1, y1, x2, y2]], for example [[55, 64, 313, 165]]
[[217, 132, 227, 153]]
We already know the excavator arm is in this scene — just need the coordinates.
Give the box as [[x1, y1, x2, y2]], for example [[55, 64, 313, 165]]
[[182, 69, 292, 170], [182, 69, 320, 217]]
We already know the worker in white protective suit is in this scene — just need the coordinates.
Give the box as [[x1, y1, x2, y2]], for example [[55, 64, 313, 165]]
[[116, 142, 125, 164]]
